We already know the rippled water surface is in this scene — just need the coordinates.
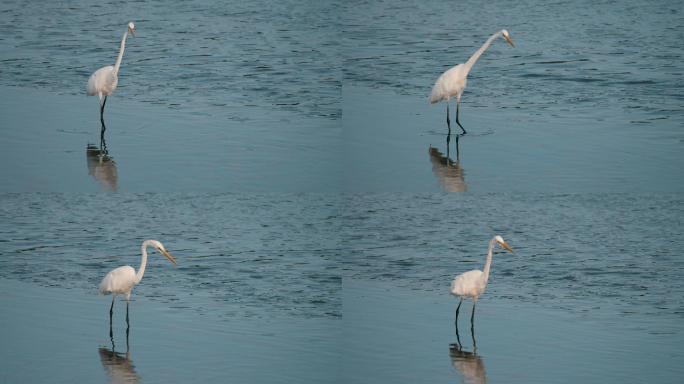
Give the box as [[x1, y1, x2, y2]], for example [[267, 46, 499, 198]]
[[0, 0, 340, 119], [1, 0, 684, 382], [341, 193, 684, 324], [338, 193, 684, 383], [342, 0, 684, 125], [0, 193, 341, 318]]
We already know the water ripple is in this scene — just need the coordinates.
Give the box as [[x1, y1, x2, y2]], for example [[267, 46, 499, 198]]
[[340, 193, 684, 319], [340, 0, 684, 123], [0, 193, 342, 319], [0, 0, 341, 120]]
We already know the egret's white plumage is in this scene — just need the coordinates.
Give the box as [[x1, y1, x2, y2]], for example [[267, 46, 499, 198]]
[[429, 63, 469, 105], [99, 265, 138, 300], [451, 235, 514, 327], [87, 66, 119, 99], [100, 239, 176, 329], [87, 22, 136, 123], [429, 30, 515, 135]]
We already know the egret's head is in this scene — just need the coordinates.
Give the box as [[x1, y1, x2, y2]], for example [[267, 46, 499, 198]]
[[501, 29, 514, 47], [127, 22, 136, 37], [495, 235, 515, 253], [151, 240, 176, 265]]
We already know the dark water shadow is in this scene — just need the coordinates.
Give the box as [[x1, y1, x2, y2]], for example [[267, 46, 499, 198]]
[[86, 136, 118, 192], [428, 134, 466, 192]]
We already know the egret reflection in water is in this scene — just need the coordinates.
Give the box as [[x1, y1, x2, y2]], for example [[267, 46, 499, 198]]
[[86, 142, 118, 191], [449, 342, 487, 384], [98, 341, 140, 384], [428, 136, 466, 192]]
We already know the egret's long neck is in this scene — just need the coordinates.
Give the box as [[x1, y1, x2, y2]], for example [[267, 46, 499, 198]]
[[135, 241, 149, 284], [482, 237, 496, 283], [463, 31, 503, 75], [113, 31, 129, 75]]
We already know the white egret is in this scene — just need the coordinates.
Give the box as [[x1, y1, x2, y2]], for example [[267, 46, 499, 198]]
[[429, 30, 515, 136], [99, 240, 176, 331], [451, 235, 514, 328], [87, 22, 136, 128]]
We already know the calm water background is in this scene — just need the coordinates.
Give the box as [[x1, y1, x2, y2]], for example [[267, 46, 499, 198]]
[[1, 0, 684, 382]]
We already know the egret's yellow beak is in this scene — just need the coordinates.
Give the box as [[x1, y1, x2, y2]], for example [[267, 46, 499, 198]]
[[504, 35, 515, 48], [501, 241, 515, 254], [160, 248, 177, 266]]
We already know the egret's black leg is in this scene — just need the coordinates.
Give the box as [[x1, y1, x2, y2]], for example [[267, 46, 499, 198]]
[[455, 298, 463, 324], [471, 322, 477, 353], [100, 96, 107, 143], [100, 126, 106, 149], [100, 134, 107, 153], [456, 101, 467, 135], [455, 322, 462, 349], [125, 301, 130, 350], [470, 301, 476, 331], [100, 96, 107, 125], [446, 103, 451, 145], [109, 297, 114, 338]]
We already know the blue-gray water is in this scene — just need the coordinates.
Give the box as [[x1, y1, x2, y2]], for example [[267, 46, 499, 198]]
[[340, 193, 684, 326], [0, 194, 341, 319], [1, 0, 684, 383], [2, 193, 683, 383], [0, 193, 342, 383], [0, 0, 340, 120], [342, 0, 684, 125]]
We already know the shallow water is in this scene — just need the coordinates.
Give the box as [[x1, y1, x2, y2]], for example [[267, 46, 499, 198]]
[[343, 279, 684, 384], [0, 86, 341, 192], [0, 279, 340, 384], [1, 0, 684, 382], [342, 86, 684, 193]]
